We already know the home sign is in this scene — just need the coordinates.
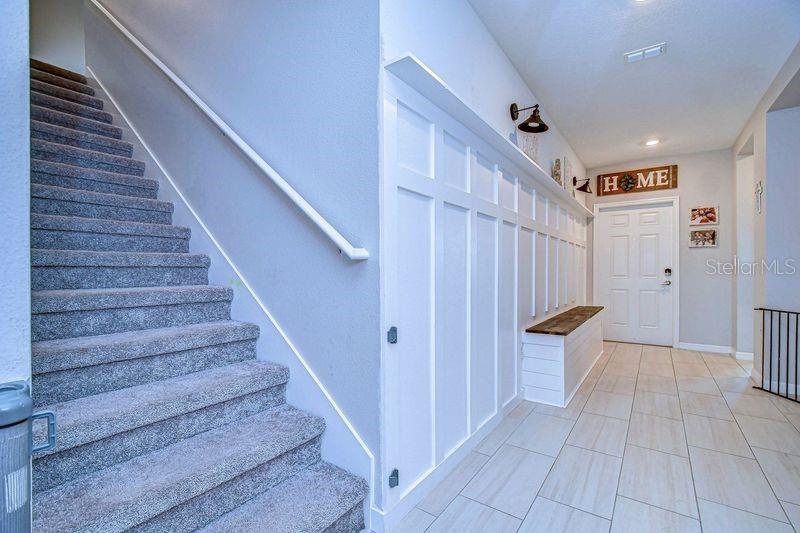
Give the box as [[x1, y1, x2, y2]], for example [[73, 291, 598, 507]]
[[596, 165, 678, 196]]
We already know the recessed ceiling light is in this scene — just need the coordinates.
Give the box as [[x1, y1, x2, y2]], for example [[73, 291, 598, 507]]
[[624, 43, 666, 63], [645, 139, 660, 146]]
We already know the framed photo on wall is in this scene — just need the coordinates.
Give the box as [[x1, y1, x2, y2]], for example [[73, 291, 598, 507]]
[[690, 206, 719, 226], [552, 158, 563, 186], [689, 229, 718, 248]]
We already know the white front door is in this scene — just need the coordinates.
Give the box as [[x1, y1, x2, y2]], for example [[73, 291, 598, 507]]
[[594, 200, 675, 345]]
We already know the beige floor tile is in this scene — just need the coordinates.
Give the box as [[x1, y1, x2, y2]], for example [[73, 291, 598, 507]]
[[735, 414, 800, 455], [618, 445, 698, 518], [639, 361, 674, 377], [584, 390, 634, 420], [603, 362, 639, 378], [595, 374, 636, 395], [603, 341, 618, 354], [753, 447, 800, 505], [627, 412, 687, 456], [540, 445, 622, 519], [679, 391, 733, 420], [519, 497, 610, 533], [676, 376, 721, 395], [724, 391, 787, 421], [633, 391, 682, 420], [641, 352, 672, 364], [611, 496, 700, 533], [636, 374, 678, 396], [781, 501, 800, 531], [534, 391, 588, 421], [785, 412, 800, 433], [683, 413, 753, 458], [389, 508, 436, 533], [771, 395, 800, 417], [506, 412, 575, 457], [689, 446, 787, 521], [611, 344, 642, 364], [418, 452, 489, 516], [673, 362, 712, 378], [707, 362, 750, 379], [697, 498, 793, 533], [578, 377, 599, 396], [428, 495, 521, 532], [567, 412, 628, 457], [715, 376, 764, 395], [671, 349, 703, 364], [474, 404, 532, 455], [701, 352, 738, 364], [462, 445, 553, 518]]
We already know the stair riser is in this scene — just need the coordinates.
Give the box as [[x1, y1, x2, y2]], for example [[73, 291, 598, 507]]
[[132, 436, 322, 533], [325, 503, 367, 533], [31, 106, 122, 140], [32, 197, 171, 225], [32, 264, 207, 290], [32, 146, 145, 177], [32, 170, 158, 200], [32, 229, 189, 253], [32, 125, 133, 157], [32, 300, 231, 341], [31, 69, 94, 95], [33, 338, 253, 405], [32, 80, 104, 109], [33, 385, 286, 492], [31, 92, 113, 124]]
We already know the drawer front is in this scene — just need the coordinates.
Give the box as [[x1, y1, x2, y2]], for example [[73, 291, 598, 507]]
[[522, 357, 562, 376]]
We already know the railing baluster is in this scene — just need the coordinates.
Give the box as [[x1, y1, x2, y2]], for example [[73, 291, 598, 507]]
[[779, 312, 783, 397], [769, 310, 773, 393], [754, 307, 800, 404], [762, 309, 766, 389]]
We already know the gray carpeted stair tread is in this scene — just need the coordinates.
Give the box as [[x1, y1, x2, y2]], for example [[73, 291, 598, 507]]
[[31, 105, 122, 139], [32, 319, 254, 374], [200, 461, 368, 533], [32, 138, 146, 176], [31, 78, 104, 109], [32, 91, 113, 124], [31, 68, 95, 96], [33, 360, 289, 455], [31, 249, 208, 270], [32, 160, 158, 199], [31, 59, 88, 84], [32, 184, 171, 214], [32, 284, 230, 314], [32, 404, 324, 533], [31, 120, 133, 157], [31, 214, 189, 239]]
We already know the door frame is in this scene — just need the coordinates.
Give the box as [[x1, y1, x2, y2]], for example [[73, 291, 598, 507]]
[[593, 196, 680, 348]]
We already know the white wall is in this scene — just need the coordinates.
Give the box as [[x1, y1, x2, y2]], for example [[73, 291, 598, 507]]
[[735, 154, 755, 356], [84, 0, 381, 482], [0, 0, 31, 384], [30, 0, 86, 73], [588, 150, 735, 349], [380, 0, 587, 198], [764, 106, 800, 311]]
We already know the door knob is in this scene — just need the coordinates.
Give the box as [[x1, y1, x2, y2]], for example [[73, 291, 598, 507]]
[[661, 280, 672, 286]]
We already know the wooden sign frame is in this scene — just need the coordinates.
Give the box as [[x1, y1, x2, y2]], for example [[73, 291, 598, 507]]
[[596, 165, 678, 196]]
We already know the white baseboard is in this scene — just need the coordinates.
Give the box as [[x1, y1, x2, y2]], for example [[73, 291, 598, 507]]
[[735, 351, 754, 361], [676, 342, 733, 354]]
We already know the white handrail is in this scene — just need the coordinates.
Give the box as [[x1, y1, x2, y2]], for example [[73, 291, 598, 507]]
[[89, 0, 369, 261]]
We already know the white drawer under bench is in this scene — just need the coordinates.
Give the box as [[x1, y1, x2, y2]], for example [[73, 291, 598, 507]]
[[521, 306, 604, 407]]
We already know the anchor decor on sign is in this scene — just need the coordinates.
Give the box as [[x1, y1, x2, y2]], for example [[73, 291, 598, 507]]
[[596, 165, 678, 197]]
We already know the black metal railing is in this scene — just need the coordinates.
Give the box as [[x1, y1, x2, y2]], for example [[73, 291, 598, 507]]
[[756, 307, 800, 402]]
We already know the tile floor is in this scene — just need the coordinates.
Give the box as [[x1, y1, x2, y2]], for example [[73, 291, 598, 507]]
[[390, 342, 800, 532]]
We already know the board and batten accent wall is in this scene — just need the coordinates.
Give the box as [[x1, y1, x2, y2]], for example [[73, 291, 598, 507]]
[[380, 60, 590, 515]]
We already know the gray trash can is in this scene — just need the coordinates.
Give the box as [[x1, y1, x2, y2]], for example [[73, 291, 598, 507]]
[[0, 382, 55, 533]]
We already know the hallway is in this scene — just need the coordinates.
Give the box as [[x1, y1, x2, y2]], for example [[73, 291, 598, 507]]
[[393, 343, 800, 532]]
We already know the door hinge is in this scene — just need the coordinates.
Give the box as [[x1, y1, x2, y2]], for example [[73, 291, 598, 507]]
[[389, 468, 399, 488], [387, 326, 398, 344]]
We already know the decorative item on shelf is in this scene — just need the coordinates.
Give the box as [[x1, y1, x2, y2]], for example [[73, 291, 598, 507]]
[[551, 158, 563, 187], [510, 103, 549, 133], [690, 206, 719, 226], [596, 164, 678, 196], [519, 132, 539, 163], [562, 156, 573, 191], [573, 176, 592, 194], [689, 229, 718, 248]]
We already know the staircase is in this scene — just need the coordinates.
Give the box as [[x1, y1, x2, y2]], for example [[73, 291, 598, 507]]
[[28, 58, 368, 533]]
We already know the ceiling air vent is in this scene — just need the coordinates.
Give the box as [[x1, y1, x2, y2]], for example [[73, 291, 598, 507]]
[[624, 42, 666, 64]]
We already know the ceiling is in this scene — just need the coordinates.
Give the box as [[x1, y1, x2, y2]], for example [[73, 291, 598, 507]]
[[468, 0, 800, 168]]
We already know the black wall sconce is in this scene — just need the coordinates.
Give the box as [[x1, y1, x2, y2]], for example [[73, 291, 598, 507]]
[[573, 176, 592, 194], [510, 103, 549, 133]]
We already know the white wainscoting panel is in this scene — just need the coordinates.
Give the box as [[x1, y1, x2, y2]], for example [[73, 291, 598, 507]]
[[382, 73, 589, 513]]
